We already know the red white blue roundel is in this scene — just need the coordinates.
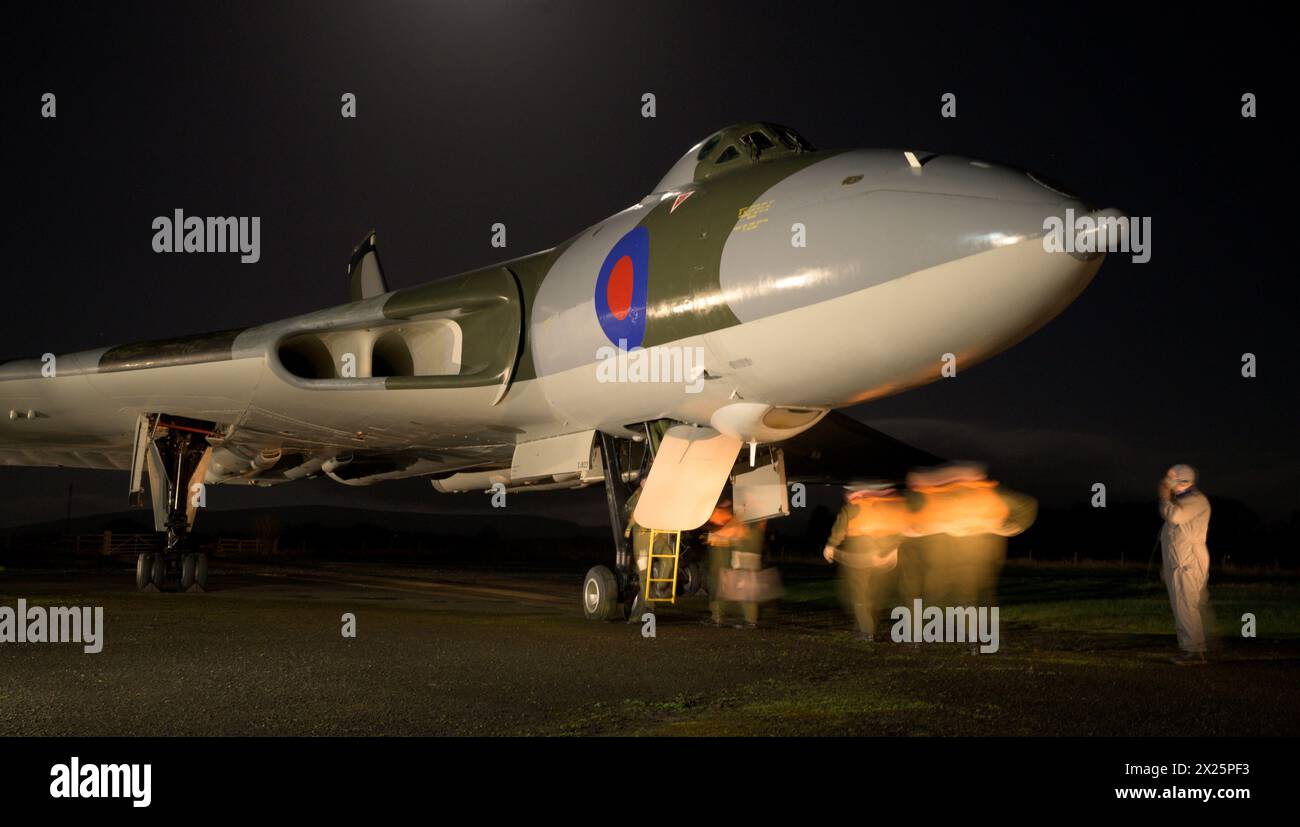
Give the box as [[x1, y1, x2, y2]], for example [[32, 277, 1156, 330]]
[[594, 226, 649, 349]]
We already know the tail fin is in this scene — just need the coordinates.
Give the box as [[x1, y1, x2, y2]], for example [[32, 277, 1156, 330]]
[[347, 230, 389, 301]]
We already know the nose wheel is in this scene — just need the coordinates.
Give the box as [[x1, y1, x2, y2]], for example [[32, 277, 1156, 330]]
[[582, 565, 621, 621], [680, 559, 705, 598]]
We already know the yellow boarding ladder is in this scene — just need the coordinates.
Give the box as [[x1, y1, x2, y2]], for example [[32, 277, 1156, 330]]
[[645, 529, 682, 604]]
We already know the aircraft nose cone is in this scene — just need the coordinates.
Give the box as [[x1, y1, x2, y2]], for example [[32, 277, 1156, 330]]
[[885, 155, 1103, 260], [901, 154, 1086, 204], [901, 160, 1110, 358], [971, 166, 1133, 274], [1022, 169, 1091, 208]]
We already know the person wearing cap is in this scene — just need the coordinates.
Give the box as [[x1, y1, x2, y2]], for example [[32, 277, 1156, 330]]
[[1158, 464, 1213, 664], [823, 481, 910, 640]]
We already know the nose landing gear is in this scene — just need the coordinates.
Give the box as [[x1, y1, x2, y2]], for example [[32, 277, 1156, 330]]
[[582, 425, 730, 621], [582, 432, 643, 621]]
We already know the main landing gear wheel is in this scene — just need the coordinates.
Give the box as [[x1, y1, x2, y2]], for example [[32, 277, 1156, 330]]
[[181, 553, 196, 591], [151, 553, 166, 589], [582, 565, 620, 621], [135, 552, 159, 592], [194, 552, 208, 591], [180, 552, 209, 593]]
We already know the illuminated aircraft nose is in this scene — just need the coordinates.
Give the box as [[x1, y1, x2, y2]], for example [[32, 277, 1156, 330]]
[[901, 155, 1107, 306], [912, 164, 1111, 374], [715, 153, 1104, 326], [709, 152, 1112, 405]]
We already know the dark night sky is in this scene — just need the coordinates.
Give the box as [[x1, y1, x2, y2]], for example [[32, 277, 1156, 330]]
[[3, 1, 1296, 528]]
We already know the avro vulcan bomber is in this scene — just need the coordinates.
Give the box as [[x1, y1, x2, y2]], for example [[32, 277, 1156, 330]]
[[0, 123, 1113, 617]]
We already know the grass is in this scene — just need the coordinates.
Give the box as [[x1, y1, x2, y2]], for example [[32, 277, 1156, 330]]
[[543, 562, 1300, 736], [777, 561, 1300, 639]]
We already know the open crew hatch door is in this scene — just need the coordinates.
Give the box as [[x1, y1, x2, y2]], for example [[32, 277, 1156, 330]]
[[632, 425, 742, 531]]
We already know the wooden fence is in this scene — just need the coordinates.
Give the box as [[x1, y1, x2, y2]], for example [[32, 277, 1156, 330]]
[[65, 532, 277, 557]]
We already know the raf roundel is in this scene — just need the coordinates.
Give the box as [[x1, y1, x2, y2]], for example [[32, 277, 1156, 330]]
[[593, 226, 650, 348]]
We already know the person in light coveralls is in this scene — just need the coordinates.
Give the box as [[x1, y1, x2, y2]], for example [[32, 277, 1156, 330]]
[[1158, 463, 1214, 665]]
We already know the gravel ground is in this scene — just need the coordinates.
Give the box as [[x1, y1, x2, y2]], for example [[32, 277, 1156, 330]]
[[1, 559, 1297, 736]]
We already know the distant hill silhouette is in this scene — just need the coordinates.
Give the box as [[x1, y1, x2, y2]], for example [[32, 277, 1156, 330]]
[[4, 504, 604, 538], [2, 497, 1293, 568], [0, 505, 611, 562]]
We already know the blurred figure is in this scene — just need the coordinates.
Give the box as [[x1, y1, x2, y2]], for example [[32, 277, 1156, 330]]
[[704, 500, 767, 629], [896, 498, 927, 609], [823, 481, 909, 641], [1158, 464, 1213, 665], [906, 463, 1037, 609], [701, 500, 738, 626]]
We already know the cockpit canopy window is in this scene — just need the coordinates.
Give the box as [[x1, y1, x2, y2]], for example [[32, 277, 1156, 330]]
[[696, 134, 722, 161], [744, 130, 774, 152], [653, 122, 818, 192], [774, 125, 815, 152]]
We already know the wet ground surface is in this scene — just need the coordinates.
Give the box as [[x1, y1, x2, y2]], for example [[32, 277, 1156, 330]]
[[1, 558, 1297, 736]]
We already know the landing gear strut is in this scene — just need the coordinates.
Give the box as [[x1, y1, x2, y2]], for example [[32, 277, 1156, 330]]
[[582, 429, 657, 621], [136, 415, 213, 594]]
